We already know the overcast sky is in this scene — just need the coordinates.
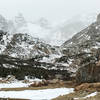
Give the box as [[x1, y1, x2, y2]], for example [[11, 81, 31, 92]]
[[0, 0, 100, 22]]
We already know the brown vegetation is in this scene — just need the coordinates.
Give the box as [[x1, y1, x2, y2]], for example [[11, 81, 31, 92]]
[[75, 82, 100, 92], [52, 90, 91, 100], [52, 90, 100, 100]]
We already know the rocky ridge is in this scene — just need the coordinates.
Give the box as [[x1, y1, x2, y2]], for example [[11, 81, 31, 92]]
[[55, 13, 100, 80]]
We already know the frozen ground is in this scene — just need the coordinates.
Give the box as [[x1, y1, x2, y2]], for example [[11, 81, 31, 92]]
[[0, 82, 29, 88], [0, 78, 42, 88], [0, 88, 74, 100]]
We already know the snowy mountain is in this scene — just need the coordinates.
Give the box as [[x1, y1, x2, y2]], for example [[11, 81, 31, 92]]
[[0, 31, 60, 60], [54, 13, 100, 76], [0, 13, 100, 77], [48, 13, 97, 45], [0, 13, 98, 46]]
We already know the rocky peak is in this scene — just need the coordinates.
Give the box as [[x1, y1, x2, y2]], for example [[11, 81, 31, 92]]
[[0, 31, 60, 61]]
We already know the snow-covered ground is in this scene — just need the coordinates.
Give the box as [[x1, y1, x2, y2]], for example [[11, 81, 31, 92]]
[[0, 82, 29, 88], [0, 78, 42, 88], [0, 88, 74, 100], [0, 79, 74, 100]]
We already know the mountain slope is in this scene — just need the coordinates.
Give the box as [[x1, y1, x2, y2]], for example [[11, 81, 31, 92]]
[[0, 31, 60, 60], [0, 13, 99, 79], [54, 13, 100, 76]]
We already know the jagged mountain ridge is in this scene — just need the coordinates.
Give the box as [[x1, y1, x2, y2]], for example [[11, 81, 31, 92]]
[[49, 13, 97, 45], [0, 31, 60, 60], [62, 14, 100, 52]]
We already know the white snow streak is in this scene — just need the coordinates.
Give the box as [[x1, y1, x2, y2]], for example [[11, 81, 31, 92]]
[[0, 88, 74, 100]]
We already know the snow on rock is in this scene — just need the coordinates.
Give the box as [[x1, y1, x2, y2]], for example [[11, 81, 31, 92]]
[[0, 88, 74, 100], [0, 31, 13, 54], [25, 77, 42, 82], [40, 54, 62, 63], [84, 92, 97, 98], [74, 92, 98, 100], [1, 32, 59, 60]]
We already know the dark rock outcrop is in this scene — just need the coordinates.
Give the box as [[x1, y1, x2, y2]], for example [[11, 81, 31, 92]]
[[76, 62, 100, 83], [57, 13, 100, 77], [0, 55, 70, 80]]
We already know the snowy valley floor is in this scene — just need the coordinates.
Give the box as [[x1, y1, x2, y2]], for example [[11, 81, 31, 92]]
[[0, 81, 74, 100], [0, 88, 74, 100], [0, 81, 100, 100]]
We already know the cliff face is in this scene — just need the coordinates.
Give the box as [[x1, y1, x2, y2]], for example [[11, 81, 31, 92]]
[[76, 62, 100, 83], [59, 13, 100, 83]]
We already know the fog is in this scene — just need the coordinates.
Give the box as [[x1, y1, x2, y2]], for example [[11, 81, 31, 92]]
[[0, 0, 99, 22]]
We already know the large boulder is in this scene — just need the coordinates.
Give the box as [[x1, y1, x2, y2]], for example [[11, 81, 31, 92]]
[[76, 62, 100, 83], [29, 80, 48, 87], [75, 82, 100, 91]]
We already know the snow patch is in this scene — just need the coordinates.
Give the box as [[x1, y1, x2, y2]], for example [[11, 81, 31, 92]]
[[84, 92, 97, 98], [0, 82, 29, 88], [0, 88, 74, 100]]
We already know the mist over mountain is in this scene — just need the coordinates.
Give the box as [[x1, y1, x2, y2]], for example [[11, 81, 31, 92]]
[[1, 11, 100, 87], [0, 13, 98, 46], [0, 0, 100, 99]]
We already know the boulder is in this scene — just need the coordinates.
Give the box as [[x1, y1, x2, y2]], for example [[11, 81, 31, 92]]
[[29, 80, 48, 87], [5, 75, 16, 82], [75, 83, 92, 91], [42, 79, 48, 86], [75, 82, 100, 91], [48, 79, 59, 84], [29, 81, 42, 87]]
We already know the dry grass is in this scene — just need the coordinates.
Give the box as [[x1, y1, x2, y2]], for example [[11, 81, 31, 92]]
[[52, 91, 100, 100], [75, 93, 100, 100], [52, 91, 91, 100]]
